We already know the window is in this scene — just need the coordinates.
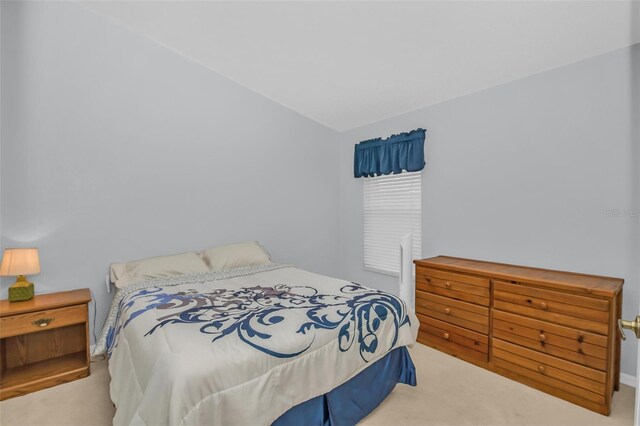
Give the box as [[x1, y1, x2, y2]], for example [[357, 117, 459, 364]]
[[363, 171, 422, 275]]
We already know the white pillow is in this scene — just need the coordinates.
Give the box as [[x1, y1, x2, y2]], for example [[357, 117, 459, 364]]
[[110, 251, 209, 289], [201, 242, 271, 272]]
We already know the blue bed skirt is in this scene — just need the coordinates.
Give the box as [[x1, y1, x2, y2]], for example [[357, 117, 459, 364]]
[[273, 347, 416, 426]]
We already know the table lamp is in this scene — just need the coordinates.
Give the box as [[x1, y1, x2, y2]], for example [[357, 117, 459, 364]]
[[0, 248, 40, 302]]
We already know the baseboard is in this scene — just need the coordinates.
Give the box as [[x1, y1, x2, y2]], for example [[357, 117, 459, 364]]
[[620, 373, 637, 388]]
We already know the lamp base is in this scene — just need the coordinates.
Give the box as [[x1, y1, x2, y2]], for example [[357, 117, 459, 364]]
[[8, 276, 35, 302]]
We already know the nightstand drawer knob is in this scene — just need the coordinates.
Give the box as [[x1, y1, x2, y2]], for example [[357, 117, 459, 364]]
[[443, 332, 450, 340], [33, 318, 54, 328], [445, 281, 452, 288], [444, 308, 451, 315]]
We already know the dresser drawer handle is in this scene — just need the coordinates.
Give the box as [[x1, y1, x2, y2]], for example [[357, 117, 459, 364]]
[[33, 318, 54, 328], [537, 365, 546, 373], [539, 333, 547, 342], [444, 308, 451, 315], [539, 301, 548, 310], [444, 281, 452, 288], [443, 332, 450, 340]]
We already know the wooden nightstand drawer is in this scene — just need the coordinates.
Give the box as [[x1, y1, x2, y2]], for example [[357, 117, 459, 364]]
[[0, 305, 87, 339]]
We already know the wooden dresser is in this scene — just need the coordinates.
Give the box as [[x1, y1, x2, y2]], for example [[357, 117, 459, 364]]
[[0, 289, 92, 400], [414, 256, 623, 415]]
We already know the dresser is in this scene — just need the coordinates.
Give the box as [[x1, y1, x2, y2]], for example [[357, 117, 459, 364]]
[[0, 289, 92, 400], [414, 256, 623, 415]]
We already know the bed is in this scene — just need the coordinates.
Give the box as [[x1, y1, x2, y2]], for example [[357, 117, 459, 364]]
[[95, 260, 419, 425]]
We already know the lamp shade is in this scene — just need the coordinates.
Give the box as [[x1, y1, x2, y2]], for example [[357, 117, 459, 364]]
[[0, 248, 41, 276]]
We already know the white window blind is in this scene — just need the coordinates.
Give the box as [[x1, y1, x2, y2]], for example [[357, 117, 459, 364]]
[[363, 171, 422, 276]]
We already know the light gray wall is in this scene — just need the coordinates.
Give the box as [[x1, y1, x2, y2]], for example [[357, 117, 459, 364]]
[[338, 44, 640, 377], [0, 2, 339, 340]]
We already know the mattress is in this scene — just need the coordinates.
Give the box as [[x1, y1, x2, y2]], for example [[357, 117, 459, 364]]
[[94, 264, 419, 425]]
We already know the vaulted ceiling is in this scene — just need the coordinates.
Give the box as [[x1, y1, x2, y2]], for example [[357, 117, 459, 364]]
[[81, 1, 640, 131]]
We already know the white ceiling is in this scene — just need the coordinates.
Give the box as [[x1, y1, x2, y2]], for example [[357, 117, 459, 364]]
[[81, 1, 640, 131]]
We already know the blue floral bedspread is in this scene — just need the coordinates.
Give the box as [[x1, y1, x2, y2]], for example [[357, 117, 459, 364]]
[[95, 264, 418, 426]]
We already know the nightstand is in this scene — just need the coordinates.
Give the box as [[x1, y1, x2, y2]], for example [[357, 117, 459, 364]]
[[0, 289, 91, 400]]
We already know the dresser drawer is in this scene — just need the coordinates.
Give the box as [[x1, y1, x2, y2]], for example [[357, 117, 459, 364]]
[[0, 305, 87, 339], [493, 339, 607, 405], [493, 310, 608, 371], [416, 290, 489, 334], [417, 314, 488, 363], [416, 269, 489, 306], [493, 281, 610, 335], [417, 267, 490, 288]]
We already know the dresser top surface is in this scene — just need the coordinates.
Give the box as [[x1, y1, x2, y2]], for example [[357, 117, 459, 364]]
[[0, 289, 91, 317], [415, 256, 623, 297]]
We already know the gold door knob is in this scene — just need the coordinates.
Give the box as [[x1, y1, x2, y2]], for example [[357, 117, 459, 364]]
[[443, 332, 450, 340], [444, 308, 451, 315], [618, 315, 640, 340]]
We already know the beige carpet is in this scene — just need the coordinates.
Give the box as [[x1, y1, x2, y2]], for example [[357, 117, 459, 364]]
[[0, 344, 635, 426]]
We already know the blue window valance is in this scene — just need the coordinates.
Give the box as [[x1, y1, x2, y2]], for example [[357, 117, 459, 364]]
[[353, 128, 426, 178]]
